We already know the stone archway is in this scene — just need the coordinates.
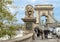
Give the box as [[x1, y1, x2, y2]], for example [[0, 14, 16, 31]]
[[34, 4, 54, 30]]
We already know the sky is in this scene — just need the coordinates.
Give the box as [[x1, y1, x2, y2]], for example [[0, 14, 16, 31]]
[[8, 0, 60, 24]]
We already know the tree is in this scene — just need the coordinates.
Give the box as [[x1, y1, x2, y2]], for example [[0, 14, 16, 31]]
[[0, 0, 18, 38]]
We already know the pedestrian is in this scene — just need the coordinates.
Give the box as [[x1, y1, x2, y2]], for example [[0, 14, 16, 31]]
[[40, 29, 43, 39], [34, 26, 40, 37], [44, 30, 49, 39]]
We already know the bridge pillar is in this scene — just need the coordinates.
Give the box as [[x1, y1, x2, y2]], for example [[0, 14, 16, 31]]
[[34, 4, 54, 30]]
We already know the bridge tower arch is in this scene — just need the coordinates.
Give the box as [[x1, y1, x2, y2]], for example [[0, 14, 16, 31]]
[[34, 4, 54, 30]]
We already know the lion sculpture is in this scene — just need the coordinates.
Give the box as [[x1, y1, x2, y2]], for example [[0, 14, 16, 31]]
[[25, 5, 34, 18]]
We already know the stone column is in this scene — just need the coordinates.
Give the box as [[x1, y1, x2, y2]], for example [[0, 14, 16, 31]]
[[39, 11, 42, 29], [36, 11, 40, 24]]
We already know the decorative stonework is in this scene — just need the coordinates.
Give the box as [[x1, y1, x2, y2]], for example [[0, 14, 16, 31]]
[[22, 4, 36, 30], [25, 5, 34, 18], [26, 22, 32, 30]]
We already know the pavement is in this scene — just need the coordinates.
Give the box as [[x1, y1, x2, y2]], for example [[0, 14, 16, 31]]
[[33, 37, 60, 42]]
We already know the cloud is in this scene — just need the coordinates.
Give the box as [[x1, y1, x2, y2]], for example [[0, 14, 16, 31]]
[[19, 6, 25, 11], [32, 0, 36, 2], [9, 8, 16, 14], [25, 0, 36, 3], [6, 5, 16, 14]]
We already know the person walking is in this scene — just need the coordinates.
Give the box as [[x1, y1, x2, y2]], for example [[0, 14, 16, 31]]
[[34, 27, 40, 37]]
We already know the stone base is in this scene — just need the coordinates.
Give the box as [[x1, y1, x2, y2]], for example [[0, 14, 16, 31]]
[[22, 18, 36, 22], [22, 18, 36, 30]]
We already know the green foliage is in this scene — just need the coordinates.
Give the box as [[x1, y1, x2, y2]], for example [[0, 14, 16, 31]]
[[9, 25, 18, 31], [0, 0, 14, 21], [6, 0, 12, 4], [6, 25, 18, 38], [0, 22, 3, 27], [0, 25, 18, 38], [0, 0, 18, 38], [6, 29, 15, 38], [0, 28, 7, 37]]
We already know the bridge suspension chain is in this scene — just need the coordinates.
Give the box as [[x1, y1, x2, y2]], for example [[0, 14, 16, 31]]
[[48, 11, 60, 23]]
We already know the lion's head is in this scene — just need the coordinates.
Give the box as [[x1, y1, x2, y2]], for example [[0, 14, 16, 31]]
[[25, 5, 34, 17]]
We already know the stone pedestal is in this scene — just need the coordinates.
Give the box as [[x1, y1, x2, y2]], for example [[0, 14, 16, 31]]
[[22, 18, 36, 30]]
